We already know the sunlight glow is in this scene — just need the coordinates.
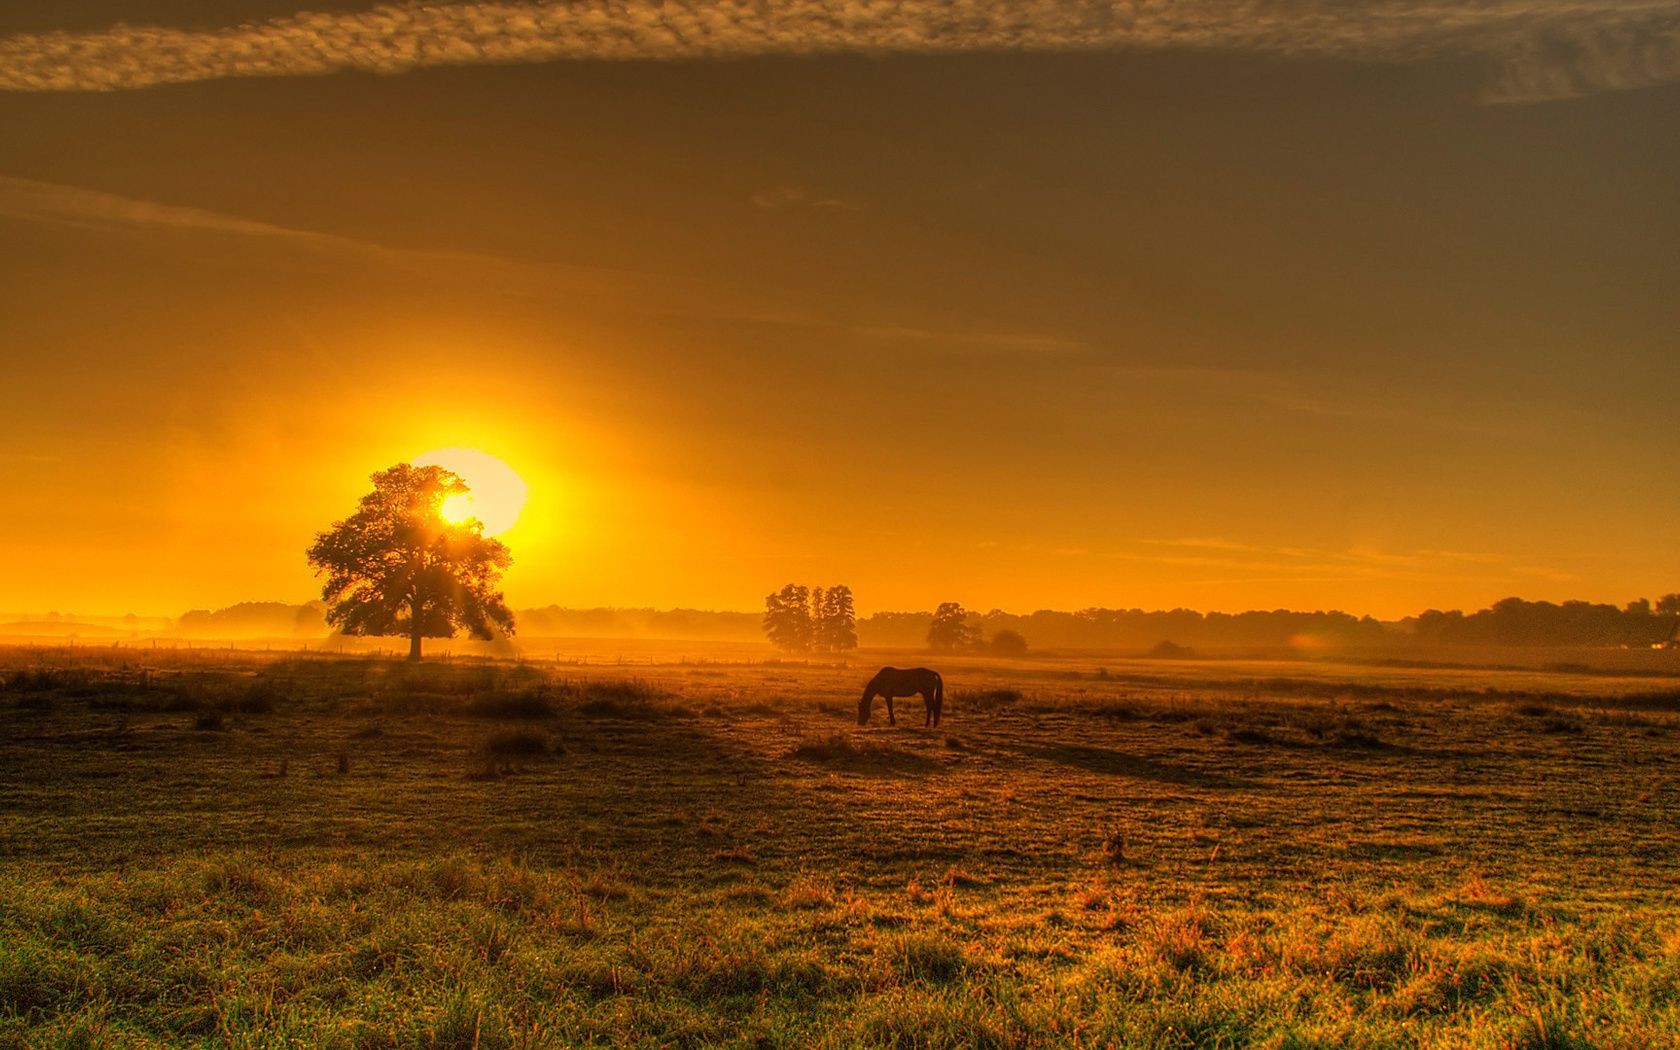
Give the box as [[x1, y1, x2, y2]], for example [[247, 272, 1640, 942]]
[[414, 447, 528, 536]]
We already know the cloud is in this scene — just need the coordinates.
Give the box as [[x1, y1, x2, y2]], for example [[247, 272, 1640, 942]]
[[0, 1, 1675, 102], [0, 173, 773, 316], [751, 186, 863, 211], [1114, 537, 1549, 586], [854, 323, 1088, 355]]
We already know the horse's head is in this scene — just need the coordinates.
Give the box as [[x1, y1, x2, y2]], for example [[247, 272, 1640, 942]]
[[857, 688, 873, 725]]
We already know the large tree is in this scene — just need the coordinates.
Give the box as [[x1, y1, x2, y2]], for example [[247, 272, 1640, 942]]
[[307, 463, 515, 661], [762, 584, 812, 653], [927, 601, 978, 651], [814, 584, 859, 652]]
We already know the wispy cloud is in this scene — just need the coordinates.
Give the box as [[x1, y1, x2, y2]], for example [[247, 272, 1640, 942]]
[[0, 1, 1675, 102], [855, 323, 1088, 356], [751, 186, 863, 212], [1116, 537, 1560, 587], [0, 172, 850, 330], [0, 173, 1072, 346], [0, 173, 569, 286]]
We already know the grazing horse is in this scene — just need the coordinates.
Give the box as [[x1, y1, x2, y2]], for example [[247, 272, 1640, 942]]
[[859, 667, 944, 727]]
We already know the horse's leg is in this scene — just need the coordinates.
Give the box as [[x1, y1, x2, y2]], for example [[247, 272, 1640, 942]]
[[924, 690, 933, 727], [886, 696, 896, 725]]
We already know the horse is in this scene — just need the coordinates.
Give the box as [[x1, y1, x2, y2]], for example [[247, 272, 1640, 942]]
[[858, 667, 944, 727]]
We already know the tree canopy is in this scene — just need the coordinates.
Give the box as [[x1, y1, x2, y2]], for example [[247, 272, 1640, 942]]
[[306, 463, 515, 660], [762, 583, 858, 653], [927, 601, 979, 651]]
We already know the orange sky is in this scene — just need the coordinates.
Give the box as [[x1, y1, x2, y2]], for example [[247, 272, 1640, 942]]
[[2, 3, 1677, 619]]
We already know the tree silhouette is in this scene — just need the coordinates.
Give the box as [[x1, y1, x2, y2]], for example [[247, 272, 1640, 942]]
[[762, 584, 812, 652], [927, 601, 978, 651], [306, 463, 514, 661], [815, 585, 859, 652], [1659, 594, 1680, 616]]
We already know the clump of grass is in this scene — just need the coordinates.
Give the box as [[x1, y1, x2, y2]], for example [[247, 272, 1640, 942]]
[[485, 730, 548, 757], [882, 933, 966, 983], [192, 709, 225, 731], [1088, 701, 1141, 720], [1456, 872, 1529, 916], [1225, 726, 1277, 746], [1148, 907, 1215, 973], [1331, 726, 1386, 749], [953, 688, 1022, 711], [791, 734, 864, 762], [781, 873, 837, 910], [710, 846, 756, 865], [577, 678, 665, 704]]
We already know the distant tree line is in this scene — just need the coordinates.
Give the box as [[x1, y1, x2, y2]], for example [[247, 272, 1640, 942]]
[[860, 595, 1680, 650], [861, 605, 1393, 650], [1408, 596, 1680, 648], [177, 601, 328, 638], [165, 591, 1680, 651], [762, 585, 858, 653]]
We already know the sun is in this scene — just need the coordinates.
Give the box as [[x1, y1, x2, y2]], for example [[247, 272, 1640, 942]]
[[413, 447, 528, 536]]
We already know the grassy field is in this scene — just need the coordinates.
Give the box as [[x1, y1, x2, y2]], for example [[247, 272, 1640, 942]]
[[2, 645, 1679, 1048]]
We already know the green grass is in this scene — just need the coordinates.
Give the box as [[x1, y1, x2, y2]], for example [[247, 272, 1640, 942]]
[[1, 646, 1678, 1047]]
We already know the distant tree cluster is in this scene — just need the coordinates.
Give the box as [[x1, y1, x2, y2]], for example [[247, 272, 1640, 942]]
[[853, 595, 1680, 651], [1410, 596, 1680, 648], [177, 601, 327, 638], [927, 601, 979, 651], [762, 584, 858, 653], [926, 602, 1030, 655], [857, 606, 1392, 650]]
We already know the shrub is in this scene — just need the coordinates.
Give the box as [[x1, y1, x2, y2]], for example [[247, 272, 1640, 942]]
[[987, 630, 1028, 657], [1145, 640, 1196, 659]]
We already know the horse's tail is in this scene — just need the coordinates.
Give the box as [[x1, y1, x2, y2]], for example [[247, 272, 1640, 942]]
[[934, 672, 944, 707]]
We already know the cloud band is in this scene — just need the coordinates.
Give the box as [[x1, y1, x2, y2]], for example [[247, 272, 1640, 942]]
[[0, 1, 1676, 101]]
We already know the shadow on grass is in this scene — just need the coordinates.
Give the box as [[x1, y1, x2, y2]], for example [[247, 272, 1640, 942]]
[[1012, 743, 1251, 789], [788, 733, 944, 777]]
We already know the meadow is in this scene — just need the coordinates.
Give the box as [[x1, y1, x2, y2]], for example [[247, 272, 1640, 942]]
[[2, 644, 1679, 1048]]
